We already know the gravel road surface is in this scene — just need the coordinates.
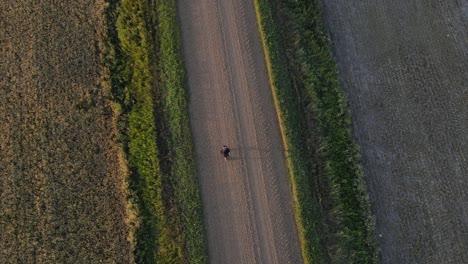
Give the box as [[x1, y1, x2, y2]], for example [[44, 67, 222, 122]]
[[178, 0, 304, 263]]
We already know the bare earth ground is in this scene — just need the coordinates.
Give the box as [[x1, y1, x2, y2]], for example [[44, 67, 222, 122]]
[[0, 1, 134, 263], [178, 0, 303, 263], [321, 0, 468, 263]]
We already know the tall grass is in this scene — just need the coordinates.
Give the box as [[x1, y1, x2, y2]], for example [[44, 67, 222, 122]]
[[104, 0, 207, 263], [117, 0, 182, 262], [253, 0, 328, 262], [254, 0, 377, 263], [156, 1, 208, 263]]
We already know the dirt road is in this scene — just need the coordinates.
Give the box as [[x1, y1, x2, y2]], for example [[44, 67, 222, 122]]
[[177, 0, 303, 263], [321, 1, 468, 263]]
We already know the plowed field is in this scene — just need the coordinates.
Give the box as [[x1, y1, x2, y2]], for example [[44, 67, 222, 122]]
[[321, 1, 468, 263], [0, 1, 134, 263]]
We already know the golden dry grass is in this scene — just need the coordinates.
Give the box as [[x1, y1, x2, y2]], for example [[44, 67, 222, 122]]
[[0, 1, 135, 263]]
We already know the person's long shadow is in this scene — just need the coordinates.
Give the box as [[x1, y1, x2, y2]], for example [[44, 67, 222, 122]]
[[224, 146, 268, 161]]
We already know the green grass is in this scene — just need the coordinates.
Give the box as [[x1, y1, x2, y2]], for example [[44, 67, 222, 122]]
[[104, 0, 207, 263], [156, 1, 208, 263], [254, 0, 377, 263], [253, 0, 327, 262]]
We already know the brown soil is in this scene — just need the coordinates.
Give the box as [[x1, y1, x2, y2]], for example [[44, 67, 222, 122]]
[[0, 1, 134, 263], [321, 1, 468, 263], [177, 0, 303, 263]]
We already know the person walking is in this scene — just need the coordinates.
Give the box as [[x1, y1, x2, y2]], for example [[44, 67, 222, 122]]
[[220, 145, 230, 161]]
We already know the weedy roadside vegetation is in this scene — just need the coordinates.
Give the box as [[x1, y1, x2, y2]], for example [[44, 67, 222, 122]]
[[104, 0, 207, 263], [253, 0, 377, 263]]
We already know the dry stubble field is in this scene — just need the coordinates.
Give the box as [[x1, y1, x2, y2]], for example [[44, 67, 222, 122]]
[[321, 0, 468, 263], [0, 1, 134, 263]]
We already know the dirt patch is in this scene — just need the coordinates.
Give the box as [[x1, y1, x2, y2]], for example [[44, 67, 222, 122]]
[[177, 0, 303, 262], [321, 1, 468, 263], [0, 1, 134, 263]]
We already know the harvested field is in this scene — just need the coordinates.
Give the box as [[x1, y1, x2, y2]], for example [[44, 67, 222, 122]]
[[321, 0, 468, 263], [0, 1, 134, 263]]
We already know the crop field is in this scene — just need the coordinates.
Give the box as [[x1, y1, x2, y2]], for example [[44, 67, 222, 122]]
[[321, 1, 468, 263], [0, 1, 134, 263]]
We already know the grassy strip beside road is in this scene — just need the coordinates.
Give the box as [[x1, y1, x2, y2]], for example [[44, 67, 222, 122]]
[[116, 1, 170, 262], [254, 0, 377, 263], [253, 0, 327, 262], [274, 1, 378, 262], [105, 0, 207, 263], [117, 0, 184, 262], [156, 1, 208, 263]]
